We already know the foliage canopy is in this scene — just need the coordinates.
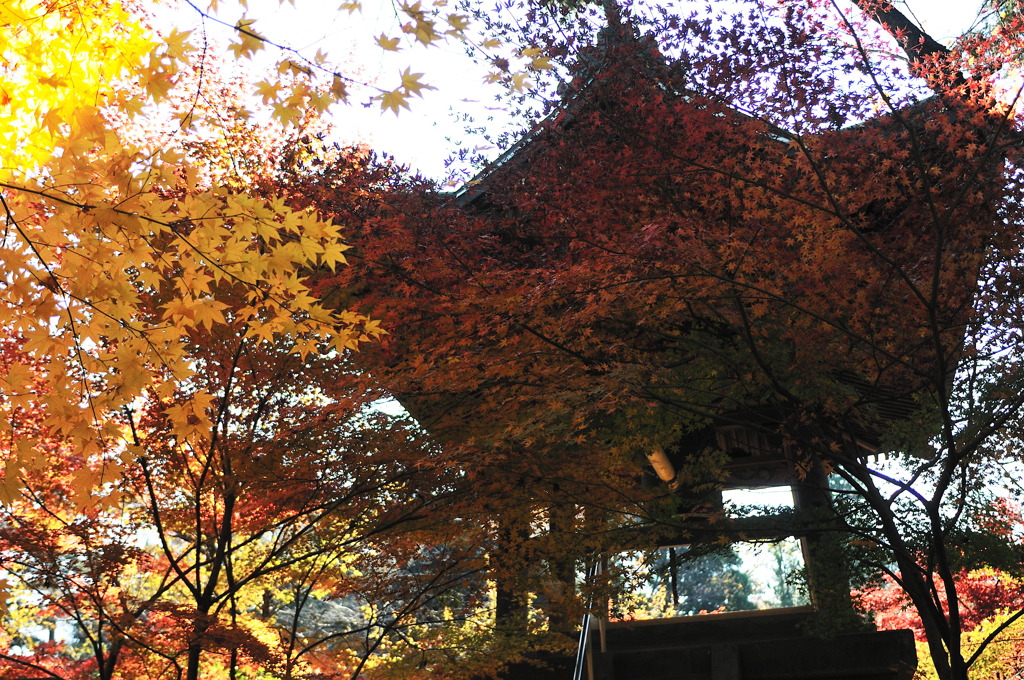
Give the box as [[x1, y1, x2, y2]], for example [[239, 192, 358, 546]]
[[5, 0, 1024, 679]]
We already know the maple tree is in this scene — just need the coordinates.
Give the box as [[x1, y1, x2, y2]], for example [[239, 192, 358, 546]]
[[0, 303, 485, 680], [0, 4, 360, 675], [858, 567, 1024, 645], [0, 0, 384, 505], [8, 0, 1024, 679], [0, 0, 538, 515], [0, 1, 507, 678], [289, 1, 1024, 679], [856, 499, 1024, 679]]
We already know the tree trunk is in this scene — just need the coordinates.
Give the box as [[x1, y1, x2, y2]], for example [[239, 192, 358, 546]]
[[186, 606, 211, 680], [494, 519, 531, 640], [100, 638, 123, 680], [546, 500, 577, 636]]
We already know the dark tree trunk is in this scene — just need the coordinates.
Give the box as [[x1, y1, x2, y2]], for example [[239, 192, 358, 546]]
[[546, 501, 577, 636], [494, 520, 531, 639]]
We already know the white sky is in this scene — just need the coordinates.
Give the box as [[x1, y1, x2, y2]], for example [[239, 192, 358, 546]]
[[161, 0, 990, 181], [904, 0, 988, 42], [159, 0, 506, 181]]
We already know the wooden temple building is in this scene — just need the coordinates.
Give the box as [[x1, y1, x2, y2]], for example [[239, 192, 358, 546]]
[[383, 5, 1000, 680]]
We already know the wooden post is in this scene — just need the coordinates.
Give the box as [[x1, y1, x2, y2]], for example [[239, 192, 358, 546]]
[[792, 462, 862, 630]]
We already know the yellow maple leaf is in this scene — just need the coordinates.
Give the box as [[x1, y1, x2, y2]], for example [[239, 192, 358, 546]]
[[192, 298, 229, 330], [161, 297, 195, 325], [331, 76, 349, 101], [291, 336, 322, 359], [189, 390, 218, 417], [376, 33, 401, 51], [3, 362, 35, 394], [446, 13, 469, 32], [361, 317, 386, 337], [162, 27, 194, 59], [0, 463, 23, 506], [229, 18, 264, 59], [530, 56, 554, 70], [70, 467, 98, 510], [400, 68, 436, 98], [378, 88, 410, 114], [0, 1, 29, 24], [255, 79, 283, 104], [400, 12, 440, 45], [273, 100, 304, 126], [401, 0, 424, 16], [321, 241, 350, 270], [307, 88, 332, 113], [510, 72, 531, 93]]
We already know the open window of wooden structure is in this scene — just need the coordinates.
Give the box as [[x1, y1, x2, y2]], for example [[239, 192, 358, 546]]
[[605, 487, 811, 622], [606, 537, 811, 622]]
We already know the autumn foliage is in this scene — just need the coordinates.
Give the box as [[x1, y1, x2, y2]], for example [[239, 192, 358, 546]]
[[4, 0, 1024, 679], [0, 0, 381, 505], [297, 2, 1024, 680], [859, 568, 1024, 643], [0, 1, 458, 679]]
